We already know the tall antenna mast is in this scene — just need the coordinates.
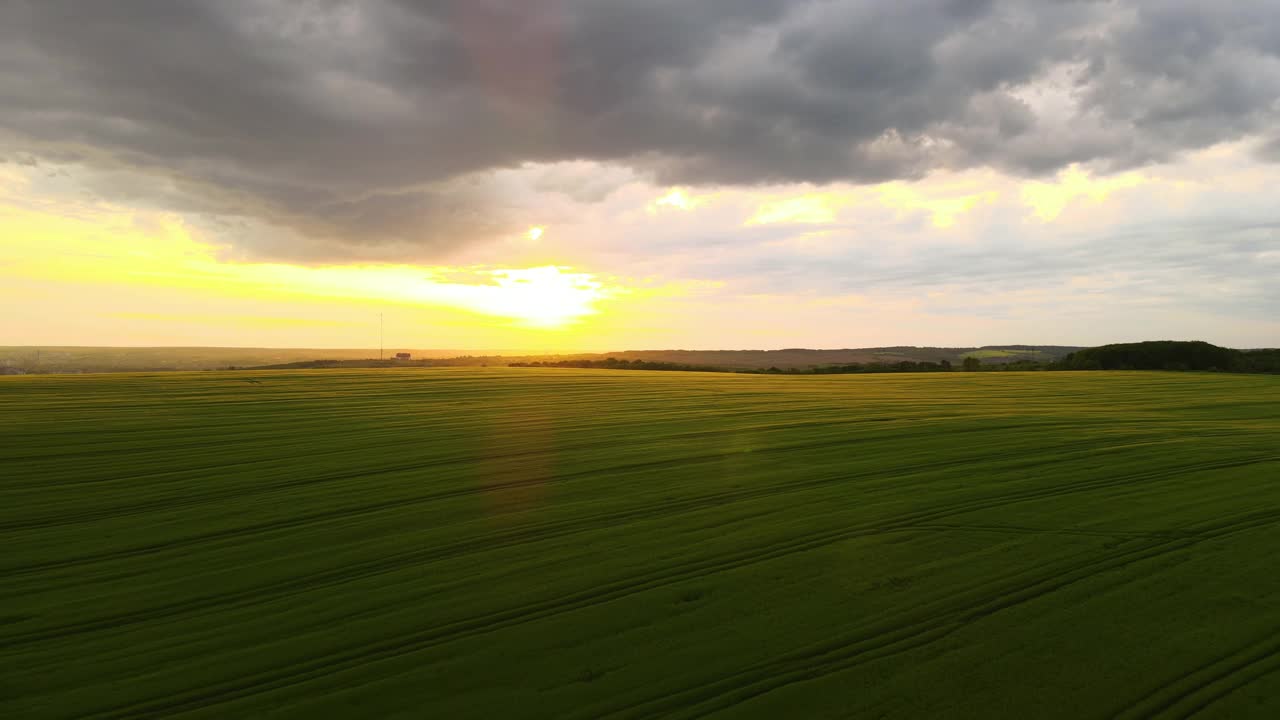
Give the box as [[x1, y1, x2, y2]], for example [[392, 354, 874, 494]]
[[379, 313, 384, 360]]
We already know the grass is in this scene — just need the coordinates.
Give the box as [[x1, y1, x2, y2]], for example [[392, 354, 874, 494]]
[[2, 368, 1279, 719]]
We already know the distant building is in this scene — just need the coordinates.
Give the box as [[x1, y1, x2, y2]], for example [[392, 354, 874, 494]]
[[395, 352, 411, 360]]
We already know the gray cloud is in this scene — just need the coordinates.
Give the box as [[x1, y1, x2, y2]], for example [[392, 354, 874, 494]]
[[2, 0, 1279, 259]]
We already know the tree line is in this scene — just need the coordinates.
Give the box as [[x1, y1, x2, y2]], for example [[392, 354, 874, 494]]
[[508, 358, 724, 372], [510, 342, 1280, 375], [1056, 341, 1280, 373]]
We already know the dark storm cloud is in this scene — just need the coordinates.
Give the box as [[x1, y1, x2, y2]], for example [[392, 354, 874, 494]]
[[2, 0, 1279, 259]]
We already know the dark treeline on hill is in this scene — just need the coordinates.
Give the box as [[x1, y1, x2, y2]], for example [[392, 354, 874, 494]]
[[508, 359, 723, 372], [508, 342, 1280, 375], [248, 359, 437, 370], [42, 341, 1270, 375], [21, 343, 1280, 375], [458, 345, 1081, 370], [2, 344, 1083, 373], [508, 358, 960, 374], [1236, 349, 1280, 373], [234, 341, 1280, 375], [787, 342, 1276, 375], [746, 360, 956, 374], [1059, 341, 1280, 373]]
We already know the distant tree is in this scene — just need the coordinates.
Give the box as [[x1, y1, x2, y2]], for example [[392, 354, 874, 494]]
[[940, 359, 952, 371], [962, 357, 982, 371]]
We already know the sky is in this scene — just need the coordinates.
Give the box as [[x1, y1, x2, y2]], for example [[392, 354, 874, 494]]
[[2, 0, 1279, 351]]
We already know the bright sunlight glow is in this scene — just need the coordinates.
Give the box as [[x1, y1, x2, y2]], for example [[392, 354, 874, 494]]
[[472, 266, 611, 327], [257, 264, 615, 328], [0, 204, 619, 333]]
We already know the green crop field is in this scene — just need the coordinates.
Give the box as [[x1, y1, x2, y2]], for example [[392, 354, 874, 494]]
[[3, 369, 1280, 719]]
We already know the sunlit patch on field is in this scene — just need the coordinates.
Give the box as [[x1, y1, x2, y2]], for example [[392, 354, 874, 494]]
[[475, 398, 558, 520]]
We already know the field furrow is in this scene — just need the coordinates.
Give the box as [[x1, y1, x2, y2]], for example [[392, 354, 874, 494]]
[[2, 368, 1278, 719]]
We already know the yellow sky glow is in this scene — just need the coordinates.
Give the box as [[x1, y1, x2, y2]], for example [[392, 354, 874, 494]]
[[4, 141, 1275, 351], [747, 194, 844, 225], [745, 177, 1000, 228], [0, 205, 622, 336], [876, 183, 999, 228], [649, 187, 710, 213], [1021, 167, 1147, 221]]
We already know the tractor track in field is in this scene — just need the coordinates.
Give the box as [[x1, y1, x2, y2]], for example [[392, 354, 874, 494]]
[[0, 420, 384, 465], [7, 371, 1278, 719], [1113, 630, 1280, 719], [0, 434, 1139, 645], [1, 415, 940, 528], [594, 506, 1280, 720], [2, 467, 884, 646], [1173, 650, 1280, 720], [0, 425, 1162, 584], [911, 522, 1195, 539], [0, 423, 1119, 574], [2, 397, 897, 468], [620, 541, 1196, 720], [75, 454, 1278, 720], [7, 412, 1082, 516]]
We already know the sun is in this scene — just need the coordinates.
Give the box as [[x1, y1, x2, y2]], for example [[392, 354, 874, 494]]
[[200, 258, 615, 330], [313, 263, 614, 328], [481, 266, 608, 327]]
